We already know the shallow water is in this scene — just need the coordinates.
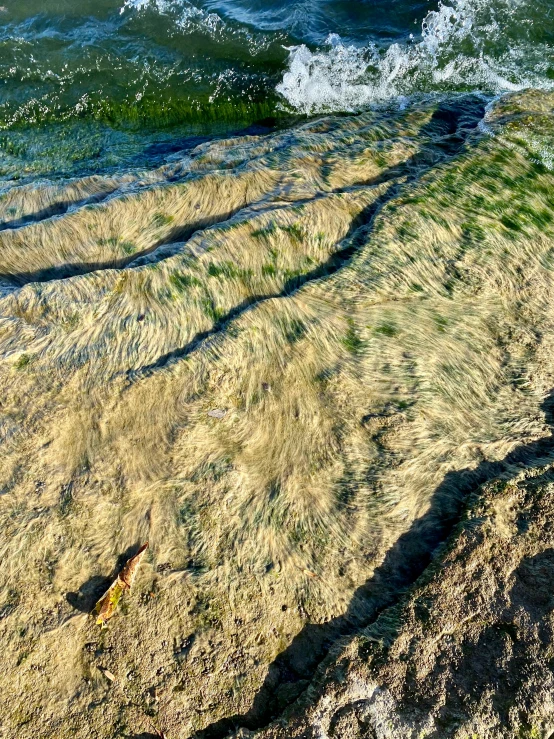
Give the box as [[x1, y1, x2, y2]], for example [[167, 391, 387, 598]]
[[0, 0, 553, 177], [1, 6, 554, 736]]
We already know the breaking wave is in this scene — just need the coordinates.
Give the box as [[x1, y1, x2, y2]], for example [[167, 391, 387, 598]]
[[276, 0, 554, 114]]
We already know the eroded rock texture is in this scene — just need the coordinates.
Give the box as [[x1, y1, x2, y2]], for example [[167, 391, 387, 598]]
[[243, 460, 554, 738]]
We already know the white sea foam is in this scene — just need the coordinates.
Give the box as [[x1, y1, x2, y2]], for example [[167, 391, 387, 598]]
[[121, 0, 223, 33], [276, 0, 553, 114], [120, 0, 272, 52]]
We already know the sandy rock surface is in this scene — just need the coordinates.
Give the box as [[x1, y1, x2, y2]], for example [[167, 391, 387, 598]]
[[1, 90, 554, 738]]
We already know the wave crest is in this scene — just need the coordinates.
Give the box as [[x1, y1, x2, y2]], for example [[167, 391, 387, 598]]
[[276, 0, 553, 113]]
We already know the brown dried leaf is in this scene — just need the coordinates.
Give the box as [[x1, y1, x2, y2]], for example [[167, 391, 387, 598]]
[[119, 541, 149, 588], [94, 542, 148, 627], [95, 578, 127, 627]]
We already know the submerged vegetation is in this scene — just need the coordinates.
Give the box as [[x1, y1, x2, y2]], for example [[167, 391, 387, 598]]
[[1, 90, 554, 738]]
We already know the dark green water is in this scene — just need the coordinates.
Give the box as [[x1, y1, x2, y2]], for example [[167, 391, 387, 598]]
[[1, 0, 553, 178]]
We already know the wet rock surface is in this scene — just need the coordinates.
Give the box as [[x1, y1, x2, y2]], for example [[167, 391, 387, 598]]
[[2, 90, 554, 738]]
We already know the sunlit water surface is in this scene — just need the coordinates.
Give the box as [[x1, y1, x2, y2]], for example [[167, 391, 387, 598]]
[[0, 0, 553, 177]]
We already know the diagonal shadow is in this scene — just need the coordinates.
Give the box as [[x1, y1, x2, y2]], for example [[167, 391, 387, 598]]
[[132, 95, 487, 378], [0, 96, 484, 296], [130, 179, 399, 377], [1, 200, 91, 233], [0, 204, 250, 287], [66, 541, 146, 614], [0, 119, 283, 234], [0, 189, 121, 233], [192, 390, 554, 738]]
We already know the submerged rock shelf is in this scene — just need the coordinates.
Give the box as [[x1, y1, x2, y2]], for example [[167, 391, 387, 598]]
[[1, 90, 554, 738]]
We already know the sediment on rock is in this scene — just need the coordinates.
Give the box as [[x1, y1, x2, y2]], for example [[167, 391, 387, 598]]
[[1, 91, 554, 739]]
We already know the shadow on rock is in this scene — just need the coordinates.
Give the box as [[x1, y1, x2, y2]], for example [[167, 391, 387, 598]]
[[66, 541, 146, 613], [66, 574, 113, 613], [194, 389, 554, 738]]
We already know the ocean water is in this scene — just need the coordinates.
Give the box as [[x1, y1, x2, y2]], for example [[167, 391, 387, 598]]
[[0, 0, 553, 178]]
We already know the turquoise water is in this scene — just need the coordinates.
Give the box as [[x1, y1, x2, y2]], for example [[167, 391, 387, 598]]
[[1, 0, 553, 178]]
